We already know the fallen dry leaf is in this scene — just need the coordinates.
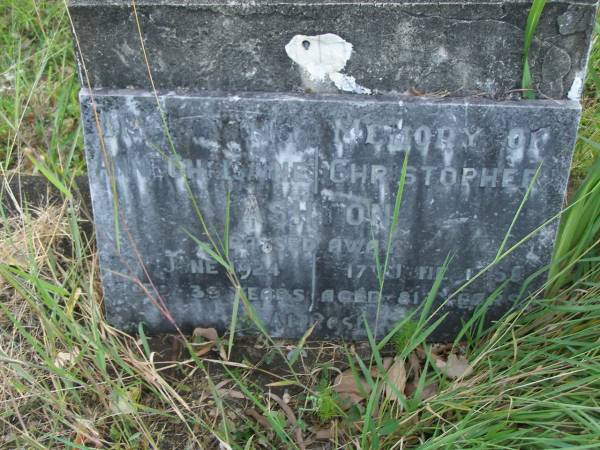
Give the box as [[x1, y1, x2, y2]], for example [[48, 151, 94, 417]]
[[246, 408, 272, 430], [407, 351, 421, 378], [334, 369, 369, 396], [333, 369, 370, 409], [431, 343, 453, 356], [213, 380, 245, 400], [192, 327, 219, 356], [383, 357, 393, 371], [311, 425, 335, 440], [193, 327, 218, 341], [436, 353, 473, 380], [54, 350, 78, 368], [367, 357, 393, 380], [405, 381, 438, 400], [111, 391, 136, 415], [421, 383, 439, 399], [269, 393, 306, 450], [384, 357, 407, 402], [217, 388, 246, 400]]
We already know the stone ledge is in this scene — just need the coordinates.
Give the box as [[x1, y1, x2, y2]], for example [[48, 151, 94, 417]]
[[69, 0, 598, 98]]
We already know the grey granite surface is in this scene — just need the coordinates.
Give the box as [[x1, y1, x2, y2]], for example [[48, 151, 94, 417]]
[[69, 0, 597, 98], [81, 90, 580, 340]]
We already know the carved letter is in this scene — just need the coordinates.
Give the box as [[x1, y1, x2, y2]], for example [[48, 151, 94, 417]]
[[480, 168, 499, 188], [461, 168, 478, 185], [330, 159, 348, 183], [464, 128, 482, 147]]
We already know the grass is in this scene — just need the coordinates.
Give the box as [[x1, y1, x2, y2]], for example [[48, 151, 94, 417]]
[[573, 22, 600, 182], [0, 0, 84, 178], [1, 1, 600, 448], [521, 0, 547, 100]]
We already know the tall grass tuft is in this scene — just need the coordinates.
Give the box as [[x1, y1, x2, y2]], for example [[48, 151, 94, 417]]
[[547, 155, 600, 296], [521, 0, 547, 99]]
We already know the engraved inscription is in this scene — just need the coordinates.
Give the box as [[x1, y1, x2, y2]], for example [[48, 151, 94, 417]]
[[83, 93, 578, 340]]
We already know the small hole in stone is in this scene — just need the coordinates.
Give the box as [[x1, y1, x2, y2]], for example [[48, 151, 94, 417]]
[[302, 40, 310, 50]]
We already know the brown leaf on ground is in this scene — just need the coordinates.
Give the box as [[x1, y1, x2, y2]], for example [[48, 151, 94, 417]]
[[383, 357, 393, 370], [311, 425, 335, 440], [333, 369, 369, 396], [384, 357, 407, 402], [246, 408, 272, 430], [193, 327, 218, 341], [405, 381, 439, 400], [407, 351, 421, 379], [431, 343, 453, 356], [370, 357, 393, 379], [214, 380, 245, 400], [217, 388, 245, 400], [268, 393, 306, 450], [421, 383, 439, 399], [192, 327, 219, 356], [436, 353, 473, 380], [333, 369, 370, 409]]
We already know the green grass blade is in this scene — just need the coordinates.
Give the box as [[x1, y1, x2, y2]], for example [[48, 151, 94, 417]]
[[522, 0, 547, 99]]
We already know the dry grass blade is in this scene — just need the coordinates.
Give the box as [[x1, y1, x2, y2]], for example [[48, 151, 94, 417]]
[[0, 205, 69, 269]]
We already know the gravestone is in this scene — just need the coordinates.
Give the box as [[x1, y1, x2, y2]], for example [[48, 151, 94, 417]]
[[71, 0, 598, 340]]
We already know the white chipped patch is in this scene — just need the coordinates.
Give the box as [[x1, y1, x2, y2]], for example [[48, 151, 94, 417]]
[[328, 72, 371, 94], [568, 70, 585, 101], [285, 33, 371, 94], [285, 33, 351, 80]]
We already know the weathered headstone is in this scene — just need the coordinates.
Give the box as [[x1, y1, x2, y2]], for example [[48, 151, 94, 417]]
[[71, 0, 597, 340], [71, 0, 597, 99]]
